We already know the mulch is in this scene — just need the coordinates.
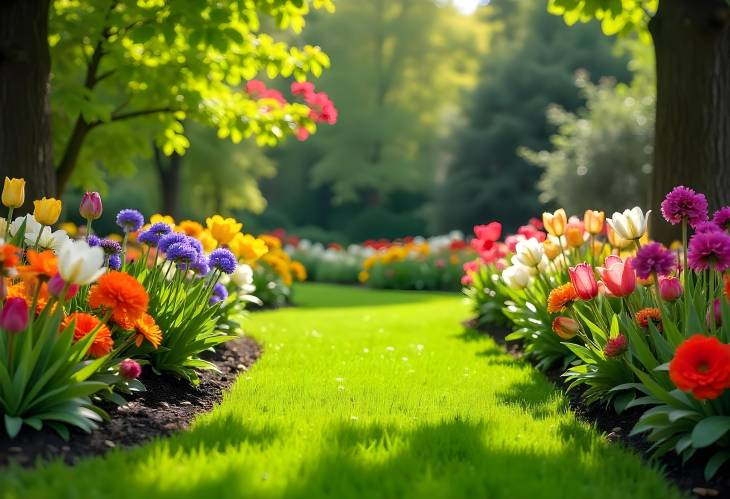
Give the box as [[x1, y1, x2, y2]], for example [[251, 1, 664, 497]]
[[463, 318, 730, 498], [0, 336, 261, 468]]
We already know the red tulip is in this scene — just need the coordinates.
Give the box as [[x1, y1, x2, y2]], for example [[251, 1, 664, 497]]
[[79, 191, 103, 220], [658, 276, 683, 302], [597, 256, 636, 298], [569, 262, 599, 301]]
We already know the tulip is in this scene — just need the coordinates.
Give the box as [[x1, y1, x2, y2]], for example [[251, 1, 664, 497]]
[[57, 239, 106, 285], [568, 262, 599, 300], [658, 276, 683, 302], [514, 239, 544, 267], [79, 192, 103, 220], [552, 316, 579, 340], [0, 297, 28, 333], [564, 222, 585, 248], [606, 225, 632, 249], [543, 209, 567, 237], [24, 226, 69, 252], [33, 197, 62, 226], [502, 265, 530, 290], [119, 359, 142, 380], [706, 298, 722, 328], [543, 239, 561, 260], [47, 273, 79, 300], [584, 210, 605, 235], [2, 177, 25, 209], [205, 215, 242, 246], [607, 207, 651, 241], [597, 256, 636, 298]]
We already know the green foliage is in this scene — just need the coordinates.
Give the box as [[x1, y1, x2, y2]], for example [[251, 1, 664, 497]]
[[521, 45, 654, 215], [548, 0, 656, 39], [50, 0, 334, 189], [435, 2, 631, 233]]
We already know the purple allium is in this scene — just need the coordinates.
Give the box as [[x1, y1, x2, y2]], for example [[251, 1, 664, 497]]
[[109, 254, 122, 270], [712, 207, 730, 231], [186, 236, 204, 255], [688, 231, 730, 272], [694, 221, 722, 234], [138, 222, 173, 247], [158, 232, 187, 253], [660, 185, 708, 227], [88, 234, 101, 247], [116, 209, 145, 233], [149, 222, 173, 236], [209, 248, 237, 274], [209, 283, 228, 305], [190, 256, 210, 276], [165, 242, 198, 265], [100, 238, 122, 255], [633, 242, 677, 279]]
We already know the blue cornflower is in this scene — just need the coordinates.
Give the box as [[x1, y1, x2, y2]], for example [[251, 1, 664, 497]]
[[109, 254, 122, 270], [88, 234, 101, 247], [165, 242, 198, 266], [190, 255, 210, 276], [116, 209, 145, 233], [159, 232, 187, 253]]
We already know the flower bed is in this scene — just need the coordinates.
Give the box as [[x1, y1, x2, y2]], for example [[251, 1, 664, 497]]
[[462, 186, 730, 482], [0, 178, 268, 442]]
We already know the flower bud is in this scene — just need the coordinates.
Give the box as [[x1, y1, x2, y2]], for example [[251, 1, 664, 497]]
[[2, 178, 25, 209], [603, 334, 628, 358], [33, 197, 62, 226], [79, 192, 103, 220], [706, 298, 722, 328], [552, 316, 579, 340], [47, 273, 79, 300], [658, 276, 682, 302], [119, 358, 142, 380], [0, 297, 28, 333]]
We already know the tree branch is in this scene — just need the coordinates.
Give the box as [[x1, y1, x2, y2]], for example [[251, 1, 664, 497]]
[[109, 106, 177, 123]]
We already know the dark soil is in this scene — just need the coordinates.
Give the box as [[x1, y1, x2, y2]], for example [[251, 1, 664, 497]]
[[466, 319, 730, 499], [0, 336, 261, 468]]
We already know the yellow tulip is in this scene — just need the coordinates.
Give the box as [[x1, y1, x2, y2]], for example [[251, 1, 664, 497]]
[[178, 220, 204, 238], [59, 222, 78, 237], [583, 210, 605, 235], [33, 197, 62, 226], [2, 177, 25, 208], [543, 239, 561, 260], [542, 209, 567, 237], [151, 213, 176, 227], [564, 224, 585, 248], [205, 215, 242, 245], [197, 230, 218, 253], [229, 233, 269, 262], [607, 225, 632, 250]]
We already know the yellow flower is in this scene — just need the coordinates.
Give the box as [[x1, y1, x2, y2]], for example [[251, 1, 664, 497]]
[[178, 220, 204, 238], [290, 261, 307, 281], [543, 239, 561, 260], [260, 234, 282, 250], [107, 233, 123, 242], [564, 224, 585, 248], [363, 255, 377, 271], [2, 177, 25, 208], [151, 213, 176, 227], [59, 222, 78, 237], [542, 209, 567, 237], [197, 230, 218, 253], [583, 210, 605, 235], [358, 270, 369, 283], [607, 225, 632, 250], [669, 240, 683, 251], [33, 197, 62, 225], [229, 233, 268, 262], [205, 215, 242, 245], [449, 254, 459, 265]]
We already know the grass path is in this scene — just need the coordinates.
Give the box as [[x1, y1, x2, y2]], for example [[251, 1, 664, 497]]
[[1, 284, 679, 499]]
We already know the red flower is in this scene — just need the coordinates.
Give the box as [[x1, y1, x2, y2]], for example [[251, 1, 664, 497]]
[[669, 335, 730, 400], [603, 334, 628, 358]]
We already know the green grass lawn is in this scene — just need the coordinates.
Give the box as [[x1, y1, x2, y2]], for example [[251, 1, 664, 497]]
[[0, 283, 680, 499]]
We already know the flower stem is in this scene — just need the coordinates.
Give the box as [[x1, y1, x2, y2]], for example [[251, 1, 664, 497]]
[[4, 207, 13, 239], [682, 219, 689, 335]]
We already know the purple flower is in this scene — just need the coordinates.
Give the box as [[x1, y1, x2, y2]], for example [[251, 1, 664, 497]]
[[190, 256, 210, 276], [688, 231, 730, 272], [149, 222, 173, 236], [165, 242, 198, 265], [158, 232, 187, 253], [712, 207, 730, 231], [116, 209, 145, 233], [100, 238, 122, 255], [694, 221, 722, 234], [119, 359, 142, 380], [138, 222, 172, 247], [186, 236, 204, 255], [209, 248, 237, 274], [633, 242, 677, 279], [660, 186, 708, 227], [109, 254, 122, 270], [88, 234, 101, 247], [209, 283, 228, 305]]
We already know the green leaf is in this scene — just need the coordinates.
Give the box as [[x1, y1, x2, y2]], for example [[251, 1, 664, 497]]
[[705, 450, 730, 480], [4, 415, 23, 438], [691, 417, 730, 448]]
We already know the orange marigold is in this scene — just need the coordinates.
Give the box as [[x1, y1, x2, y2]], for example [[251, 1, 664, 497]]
[[1, 244, 20, 270], [635, 307, 662, 331], [133, 313, 162, 349], [88, 271, 149, 328], [547, 283, 578, 314], [7, 281, 49, 315], [18, 249, 57, 282], [62, 312, 114, 358]]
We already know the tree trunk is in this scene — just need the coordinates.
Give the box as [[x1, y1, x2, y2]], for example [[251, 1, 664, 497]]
[[153, 146, 182, 218], [0, 0, 54, 211], [649, 0, 730, 243]]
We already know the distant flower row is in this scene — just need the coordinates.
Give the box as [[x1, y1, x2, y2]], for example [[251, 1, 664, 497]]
[[462, 185, 730, 480]]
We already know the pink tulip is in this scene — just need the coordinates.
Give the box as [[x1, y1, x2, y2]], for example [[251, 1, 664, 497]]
[[79, 192, 103, 220], [47, 273, 79, 300], [569, 262, 599, 300], [658, 276, 683, 302], [707, 298, 722, 328], [597, 256, 636, 298], [0, 298, 28, 333]]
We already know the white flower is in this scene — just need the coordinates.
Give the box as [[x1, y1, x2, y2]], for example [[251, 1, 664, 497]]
[[607, 207, 651, 240], [514, 238, 544, 267], [502, 265, 531, 290], [231, 263, 254, 288], [25, 226, 70, 252], [161, 260, 177, 281], [57, 239, 106, 285], [9, 214, 41, 238]]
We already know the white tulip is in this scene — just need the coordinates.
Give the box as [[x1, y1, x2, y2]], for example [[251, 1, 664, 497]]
[[607, 207, 651, 240], [9, 214, 41, 239], [57, 239, 106, 285], [514, 238, 544, 267], [25, 226, 70, 252], [231, 263, 254, 288], [502, 265, 531, 290]]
